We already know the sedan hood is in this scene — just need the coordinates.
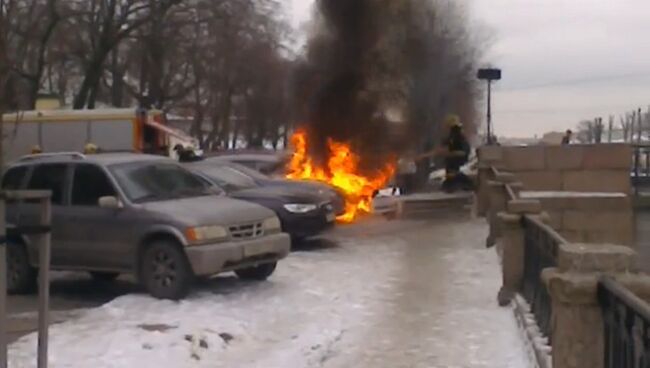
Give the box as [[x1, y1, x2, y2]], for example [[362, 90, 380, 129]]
[[233, 186, 325, 204], [140, 195, 275, 226]]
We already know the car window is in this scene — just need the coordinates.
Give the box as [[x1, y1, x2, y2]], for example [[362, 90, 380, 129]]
[[27, 164, 68, 205], [71, 164, 117, 206], [111, 161, 210, 203], [2, 166, 27, 190], [226, 162, 270, 181]]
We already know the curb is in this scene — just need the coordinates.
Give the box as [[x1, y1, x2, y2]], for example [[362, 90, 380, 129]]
[[512, 294, 553, 368]]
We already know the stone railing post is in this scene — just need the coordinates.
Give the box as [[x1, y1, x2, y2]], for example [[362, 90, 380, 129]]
[[496, 199, 543, 306], [542, 243, 637, 368], [486, 173, 517, 248], [476, 163, 495, 217]]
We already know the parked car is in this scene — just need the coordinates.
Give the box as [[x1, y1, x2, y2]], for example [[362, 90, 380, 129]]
[[3, 153, 290, 300], [210, 153, 289, 176], [186, 161, 336, 243], [204, 158, 346, 216]]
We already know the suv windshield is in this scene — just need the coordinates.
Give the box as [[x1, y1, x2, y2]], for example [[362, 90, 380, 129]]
[[111, 161, 210, 203]]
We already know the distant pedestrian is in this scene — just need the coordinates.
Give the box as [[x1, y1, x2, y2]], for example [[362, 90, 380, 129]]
[[31, 145, 42, 154], [561, 130, 572, 145]]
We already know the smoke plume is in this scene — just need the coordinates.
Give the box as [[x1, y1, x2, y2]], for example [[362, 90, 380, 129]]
[[293, 0, 480, 173]]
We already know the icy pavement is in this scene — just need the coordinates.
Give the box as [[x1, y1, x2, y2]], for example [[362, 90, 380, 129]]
[[9, 218, 532, 368]]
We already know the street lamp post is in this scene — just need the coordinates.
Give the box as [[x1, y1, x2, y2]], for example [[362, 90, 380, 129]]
[[477, 68, 502, 145]]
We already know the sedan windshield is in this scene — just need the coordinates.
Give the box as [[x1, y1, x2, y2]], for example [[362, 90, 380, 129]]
[[194, 165, 259, 191], [207, 159, 270, 181], [226, 163, 270, 181], [111, 161, 211, 203]]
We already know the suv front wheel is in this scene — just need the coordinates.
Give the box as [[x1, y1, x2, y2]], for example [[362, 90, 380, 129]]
[[140, 240, 193, 300]]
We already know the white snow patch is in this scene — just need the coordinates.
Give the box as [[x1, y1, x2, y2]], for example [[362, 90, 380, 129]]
[[9, 238, 403, 368], [520, 191, 626, 199]]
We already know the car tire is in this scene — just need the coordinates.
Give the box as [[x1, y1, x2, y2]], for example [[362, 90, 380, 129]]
[[140, 241, 193, 300], [7, 242, 37, 295], [235, 262, 277, 281], [89, 272, 119, 283]]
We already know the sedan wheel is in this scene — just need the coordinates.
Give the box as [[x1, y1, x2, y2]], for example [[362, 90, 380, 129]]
[[141, 241, 193, 300]]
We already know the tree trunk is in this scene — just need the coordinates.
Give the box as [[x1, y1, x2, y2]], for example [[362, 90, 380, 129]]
[[74, 55, 106, 109], [110, 48, 125, 107]]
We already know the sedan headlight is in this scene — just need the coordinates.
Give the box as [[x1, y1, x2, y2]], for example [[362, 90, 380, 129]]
[[263, 216, 282, 231], [283, 203, 318, 213], [185, 225, 228, 244]]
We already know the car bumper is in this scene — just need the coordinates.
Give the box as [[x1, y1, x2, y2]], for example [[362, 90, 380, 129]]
[[279, 210, 336, 239], [185, 232, 291, 276]]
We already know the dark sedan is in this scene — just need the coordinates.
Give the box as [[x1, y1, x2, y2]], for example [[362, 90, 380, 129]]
[[187, 162, 336, 242], [204, 158, 346, 216]]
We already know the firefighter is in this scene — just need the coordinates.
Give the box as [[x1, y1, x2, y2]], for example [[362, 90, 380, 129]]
[[84, 143, 99, 154], [173, 144, 202, 163], [414, 114, 473, 193], [31, 145, 43, 154], [440, 117, 472, 193]]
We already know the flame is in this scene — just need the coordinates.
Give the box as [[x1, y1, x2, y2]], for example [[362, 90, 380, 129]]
[[286, 129, 395, 223]]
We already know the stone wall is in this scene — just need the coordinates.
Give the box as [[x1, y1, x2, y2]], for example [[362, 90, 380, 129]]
[[479, 144, 632, 194], [478, 144, 635, 247], [520, 192, 635, 246]]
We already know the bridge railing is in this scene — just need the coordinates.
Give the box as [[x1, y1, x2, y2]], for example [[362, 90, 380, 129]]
[[598, 276, 650, 368], [633, 144, 650, 178], [522, 215, 562, 343]]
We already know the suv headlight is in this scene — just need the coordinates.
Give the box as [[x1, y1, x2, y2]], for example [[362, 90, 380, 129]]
[[185, 225, 228, 244], [263, 216, 281, 231], [283, 203, 318, 213]]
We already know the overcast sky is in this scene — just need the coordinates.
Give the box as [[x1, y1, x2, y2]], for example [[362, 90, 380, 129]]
[[288, 0, 650, 137]]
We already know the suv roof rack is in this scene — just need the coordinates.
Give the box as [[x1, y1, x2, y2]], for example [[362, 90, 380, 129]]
[[18, 152, 87, 162]]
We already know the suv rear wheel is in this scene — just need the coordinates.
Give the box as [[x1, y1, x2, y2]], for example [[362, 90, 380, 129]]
[[235, 262, 277, 281], [7, 242, 37, 294], [140, 240, 193, 300]]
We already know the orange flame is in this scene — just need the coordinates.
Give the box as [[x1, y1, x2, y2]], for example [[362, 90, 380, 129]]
[[286, 130, 395, 223]]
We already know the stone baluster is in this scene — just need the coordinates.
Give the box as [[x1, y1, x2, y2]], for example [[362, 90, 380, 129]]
[[485, 172, 517, 248], [496, 199, 543, 306], [542, 242, 645, 368]]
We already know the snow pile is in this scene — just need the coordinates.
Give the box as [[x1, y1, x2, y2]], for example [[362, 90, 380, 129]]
[[520, 191, 626, 199]]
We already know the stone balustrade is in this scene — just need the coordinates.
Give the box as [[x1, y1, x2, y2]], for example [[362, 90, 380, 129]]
[[478, 144, 650, 368]]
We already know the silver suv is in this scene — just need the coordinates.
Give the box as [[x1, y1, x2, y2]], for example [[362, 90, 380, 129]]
[[3, 153, 291, 299]]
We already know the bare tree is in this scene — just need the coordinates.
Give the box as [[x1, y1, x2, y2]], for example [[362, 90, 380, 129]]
[[71, 0, 181, 109], [7, 0, 62, 108]]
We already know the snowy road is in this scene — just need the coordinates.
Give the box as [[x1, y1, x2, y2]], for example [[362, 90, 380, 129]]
[[9, 217, 532, 368]]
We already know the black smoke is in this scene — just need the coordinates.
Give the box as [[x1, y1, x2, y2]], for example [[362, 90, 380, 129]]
[[293, 0, 481, 174]]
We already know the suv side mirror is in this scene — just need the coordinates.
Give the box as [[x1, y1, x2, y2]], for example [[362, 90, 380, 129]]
[[99, 196, 122, 209]]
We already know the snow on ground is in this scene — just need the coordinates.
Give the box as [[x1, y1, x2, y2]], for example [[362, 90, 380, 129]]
[[9, 218, 532, 368]]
